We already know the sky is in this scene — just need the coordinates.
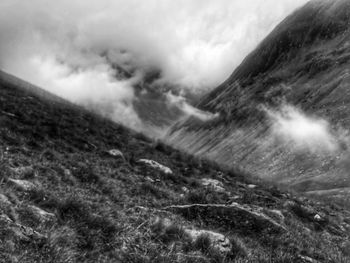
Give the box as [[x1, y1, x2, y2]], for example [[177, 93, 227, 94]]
[[0, 0, 308, 129]]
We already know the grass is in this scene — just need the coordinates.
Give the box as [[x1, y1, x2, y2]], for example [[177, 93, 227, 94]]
[[0, 73, 348, 262]]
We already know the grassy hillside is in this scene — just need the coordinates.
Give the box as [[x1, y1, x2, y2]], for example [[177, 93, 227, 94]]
[[165, 0, 350, 206], [0, 71, 349, 263]]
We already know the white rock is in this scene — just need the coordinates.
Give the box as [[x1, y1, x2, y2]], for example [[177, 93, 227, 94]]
[[145, 176, 155, 183], [28, 205, 56, 222], [8, 179, 37, 191], [185, 229, 232, 253], [181, 187, 189, 193], [138, 159, 173, 174], [314, 214, 322, 221], [201, 178, 225, 192], [108, 149, 124, 159]]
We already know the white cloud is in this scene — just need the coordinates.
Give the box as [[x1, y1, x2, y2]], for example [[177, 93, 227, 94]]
[[0, 0, 308, 130], [266, 104, 339, 153]]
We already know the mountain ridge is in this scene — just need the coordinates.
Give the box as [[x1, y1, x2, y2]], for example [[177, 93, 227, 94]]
[[165, 0, 350, 208]]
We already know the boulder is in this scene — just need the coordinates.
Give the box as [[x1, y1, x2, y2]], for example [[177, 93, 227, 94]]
[[107, 149, 125, 160], [7, 179, 38, 192], [138, 159, 173, 174], [200, 178, 225, 192]]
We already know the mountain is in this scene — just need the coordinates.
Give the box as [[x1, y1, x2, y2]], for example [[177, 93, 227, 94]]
[[165, 0, 350, 208], [0, 69, 349, 262]]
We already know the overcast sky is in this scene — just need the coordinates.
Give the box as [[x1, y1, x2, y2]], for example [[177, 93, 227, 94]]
[[0, 0, 308, 128]]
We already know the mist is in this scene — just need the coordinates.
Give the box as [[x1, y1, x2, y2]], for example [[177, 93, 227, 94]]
[[0, 0, 308, 130], [266, 104, 340, 153]]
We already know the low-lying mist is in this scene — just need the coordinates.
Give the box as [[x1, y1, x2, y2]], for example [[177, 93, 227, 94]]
[[265, 104, 343, 154]]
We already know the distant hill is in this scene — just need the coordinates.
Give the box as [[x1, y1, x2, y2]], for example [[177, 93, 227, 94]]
[[166, 0, 350, 208], [0, 70, 349, 262]]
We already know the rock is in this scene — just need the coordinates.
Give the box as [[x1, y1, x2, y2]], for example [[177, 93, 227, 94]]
[[28, 205, 56, 223], [138, 159, 173, 174], [7, 179, 38, 192], [284, 201, 327, 225], [165, 203, 286, 234], [267, 209, 285, 223], [64, 169, 72, 177], [0, 194, 11, 206], [181, 187, 189, 193], [298, 255, 319, 263], [201, 178, 225, 192], [145, 176, 155, 183], [314, 214, 322, 222], [185, 229, 232, 253], [247, 184, 257, 189], [107, 149, 125, 160]]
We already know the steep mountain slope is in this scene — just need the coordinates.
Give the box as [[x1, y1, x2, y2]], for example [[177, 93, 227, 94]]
[[166, 0, 350, 207], [0, 71, 349, 262]]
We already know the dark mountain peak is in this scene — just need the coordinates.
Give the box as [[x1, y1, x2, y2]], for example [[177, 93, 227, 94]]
[[200, 0, 350, 110]]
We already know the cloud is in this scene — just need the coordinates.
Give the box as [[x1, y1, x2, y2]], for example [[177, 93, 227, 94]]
[[166, 92, 219, 121], [265, 104, 339, 153], [0, 0, 308, 130]]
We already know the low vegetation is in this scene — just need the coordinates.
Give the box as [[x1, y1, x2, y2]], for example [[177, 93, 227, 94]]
[[0, 74, 349, 262]]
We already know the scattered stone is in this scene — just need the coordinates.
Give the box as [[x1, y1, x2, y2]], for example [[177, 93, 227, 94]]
[[145, 176, 155, 183], [181, 187, 189, 193], [107, 149, 125, 160], [201, 178, 225, 192], [28, 205, 56, 223], [185, 228, 232, 253], [64, 169, 72, 177], [7, 179, 38, 192], [138, 159, 173, 174], [314, 214, 322, 222], [266, 209, 285, 223], [284, 201, 327, 225]]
